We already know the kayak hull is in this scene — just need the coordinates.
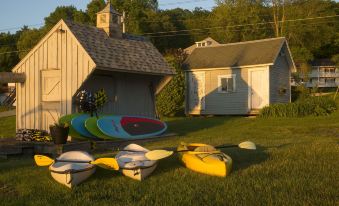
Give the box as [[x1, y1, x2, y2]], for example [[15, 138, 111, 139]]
[[177, 142, 232, 177], [116, 144, 158, 181], [49, 151, 96, 188], [50, 167, 96, 188], [120, 164, 157, 181]]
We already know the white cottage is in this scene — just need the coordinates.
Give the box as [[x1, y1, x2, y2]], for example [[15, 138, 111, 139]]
[[184, 37, 296, 115], [9, 3, 174, 131]]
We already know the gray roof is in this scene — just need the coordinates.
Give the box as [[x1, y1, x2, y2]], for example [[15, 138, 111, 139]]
[[185, 37, 286, 69], [65, 20, 174, 75], [184, 37, 220, 55]]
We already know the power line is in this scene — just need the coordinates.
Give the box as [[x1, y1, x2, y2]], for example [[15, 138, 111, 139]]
[[147, 20, 337, 38], [0, 50, 29, 56], [142, 15, 339, 35], [159, 0, 211, 6], [0, 15, 336, 50]]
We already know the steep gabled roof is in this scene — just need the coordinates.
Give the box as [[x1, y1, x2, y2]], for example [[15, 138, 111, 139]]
[[185, 37, 294, 70], [64, 20, 174, 75]]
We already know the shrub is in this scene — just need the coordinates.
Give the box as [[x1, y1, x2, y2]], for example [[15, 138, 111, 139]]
[[259, 96, 337, 118], [156, 50, 186, 117]]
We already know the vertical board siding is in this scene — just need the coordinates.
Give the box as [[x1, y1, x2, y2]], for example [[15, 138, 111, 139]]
[[24, 61, 28, 128], [29, 55, 34, 128], [270, 45, 291, 104], [61, 28, 67, 116], [82, 73, 156, 118], [15, 22, 96, 130], [34, 49, 39, 129], [66, 30, 72, 114]]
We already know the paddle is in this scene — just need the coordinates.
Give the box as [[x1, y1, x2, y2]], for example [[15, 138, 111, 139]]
[[145, 141, 256, 161], [34, 155, 119, 170]]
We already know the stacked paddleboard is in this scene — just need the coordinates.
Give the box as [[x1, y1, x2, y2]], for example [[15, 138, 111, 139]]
[[59, 114, 167, 140]]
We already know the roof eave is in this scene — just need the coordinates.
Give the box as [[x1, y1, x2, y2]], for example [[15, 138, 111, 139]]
[[96, 66, 176, 76], [185, 63, 274, 71]]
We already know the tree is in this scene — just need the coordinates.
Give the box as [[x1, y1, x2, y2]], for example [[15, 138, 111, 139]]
[[0, 32, 19, 72], [86, 0, 106, 25], [212, 0, 270, 43], [156, 50, 186, 117], [44, 6, 89, 31], [16, 28, 44, 59]]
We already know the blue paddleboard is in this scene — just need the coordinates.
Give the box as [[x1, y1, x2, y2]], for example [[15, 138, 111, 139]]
[[71, 114, 96, 139], [97, 116, 167, 139]]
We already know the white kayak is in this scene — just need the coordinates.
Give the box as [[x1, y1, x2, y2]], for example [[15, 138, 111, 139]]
[[116, 144, 157, 181], [49, 151, 96, 188]]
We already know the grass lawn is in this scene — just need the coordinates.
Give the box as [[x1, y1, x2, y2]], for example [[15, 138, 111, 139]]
[[0, 116, 15, 138], [0, 111, 338, 205]]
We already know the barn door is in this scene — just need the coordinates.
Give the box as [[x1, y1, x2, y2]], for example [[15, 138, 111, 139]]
[[188, 72, 205, 112], [41, 70, 61, 131]]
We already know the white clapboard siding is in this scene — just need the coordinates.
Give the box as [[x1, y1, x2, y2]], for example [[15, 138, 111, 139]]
[[13, 20, 96, 130]]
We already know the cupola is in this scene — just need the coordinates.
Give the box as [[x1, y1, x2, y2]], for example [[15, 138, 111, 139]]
[[96, 0, 122, 38]]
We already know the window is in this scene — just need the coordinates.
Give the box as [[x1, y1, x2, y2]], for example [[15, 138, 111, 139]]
[[196, 41, 209, 47], [218, 74, 236, 93]]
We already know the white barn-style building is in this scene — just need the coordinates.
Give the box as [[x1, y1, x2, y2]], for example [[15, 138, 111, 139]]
[[10, 3, 174, 131]]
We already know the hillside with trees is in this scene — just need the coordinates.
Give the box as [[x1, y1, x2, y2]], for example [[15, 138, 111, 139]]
[[0, 0, 338, 72]]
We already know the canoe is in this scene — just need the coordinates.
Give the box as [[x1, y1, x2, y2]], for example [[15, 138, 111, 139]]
[[71, 114, 97, 139], [49, 151, 96, 188], [116, 144, 157, 181], [177, 142, 232, 177], [98, 116, 167, 139]]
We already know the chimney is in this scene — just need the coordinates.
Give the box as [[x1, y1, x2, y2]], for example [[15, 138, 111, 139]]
[[96, 0, 122, 38]]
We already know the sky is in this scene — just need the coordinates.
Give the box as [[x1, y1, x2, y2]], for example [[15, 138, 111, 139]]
[[0, 0, 216, 33]]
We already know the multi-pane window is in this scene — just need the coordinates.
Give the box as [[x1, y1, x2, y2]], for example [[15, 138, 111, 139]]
[[218, 74, 236, 93]]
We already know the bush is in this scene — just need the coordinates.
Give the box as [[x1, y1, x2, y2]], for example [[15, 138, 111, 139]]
[[259, 96, 337, 118], [156, 50, 186, 117]]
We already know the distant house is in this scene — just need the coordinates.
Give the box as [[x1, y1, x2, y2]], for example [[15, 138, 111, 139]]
[[10, 3, 174, 131], [184, 37, 296, 115], [184, 37, 220, 55], [297, 59, 339, 88]]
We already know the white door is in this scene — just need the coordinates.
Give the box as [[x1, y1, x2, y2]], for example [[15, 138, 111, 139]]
[[41, 70, 61, 130], [188, 72, 205, 112], [249, 69, 268, 110]]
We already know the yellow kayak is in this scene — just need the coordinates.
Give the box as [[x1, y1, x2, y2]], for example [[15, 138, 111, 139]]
[[177, 142, 232, 177]]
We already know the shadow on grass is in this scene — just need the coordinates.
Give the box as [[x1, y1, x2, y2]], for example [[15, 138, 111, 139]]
[[165, 116, 237, 136], [223, 145, 269, 172]]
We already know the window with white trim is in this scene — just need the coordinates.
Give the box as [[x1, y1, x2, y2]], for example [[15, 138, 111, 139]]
[[218, 74, 236, 93]]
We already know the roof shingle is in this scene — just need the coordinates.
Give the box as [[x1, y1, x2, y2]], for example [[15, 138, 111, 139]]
[[64, 20, 174, 75], [185, 37, 286, 69]]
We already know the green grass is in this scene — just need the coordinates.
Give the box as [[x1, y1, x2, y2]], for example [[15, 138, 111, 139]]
[[0, 109, 338, 205], [0, 116, 15, 138], [0, 106, 15, 113]]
